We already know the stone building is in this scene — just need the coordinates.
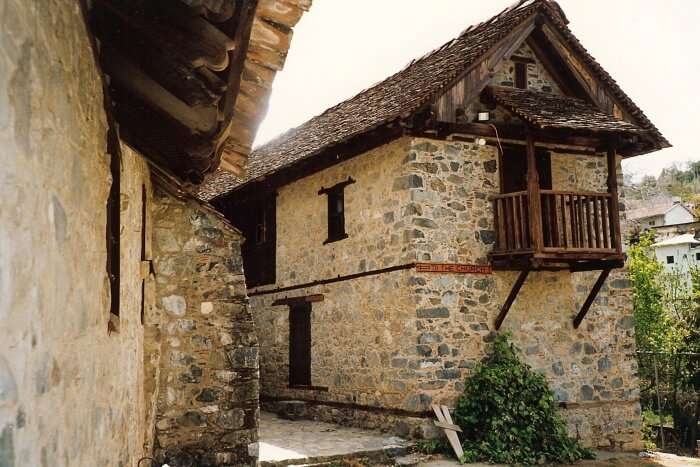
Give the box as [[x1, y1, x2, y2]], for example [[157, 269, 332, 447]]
[[0, 1, 309, 466], [205, 0, 669, 450]]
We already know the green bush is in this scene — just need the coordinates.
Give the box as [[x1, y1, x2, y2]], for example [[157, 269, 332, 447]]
[[452, 334, 594, 465]]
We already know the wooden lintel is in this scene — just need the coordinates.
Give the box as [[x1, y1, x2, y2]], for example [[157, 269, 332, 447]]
[[272, 294, 324, 307], [495, 269, 530, 330], [573, 269, 611, 329]]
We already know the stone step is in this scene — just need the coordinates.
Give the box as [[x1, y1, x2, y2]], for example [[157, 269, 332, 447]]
[[259, 443, 411, 466]]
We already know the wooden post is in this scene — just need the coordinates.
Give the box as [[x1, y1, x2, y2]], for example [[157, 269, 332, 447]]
[[526, 133, 543, 253], [607, 148, 623, 254]]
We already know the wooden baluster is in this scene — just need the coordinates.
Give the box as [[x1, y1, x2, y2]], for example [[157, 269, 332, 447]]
[[506, 197, 514, 251], [577, 195, 585, 248], [561, 194, 568, 248], [519, 195, 528, 249], [593, 196, 601, 249], [551, 194, 560, 248], [512, 196, 521, 250], [601, 196, 610, 249], [569, 194, 577, 248], [541, 194, 549, 247], [584, 195, 593, 248], [522, 195, 530, 248]]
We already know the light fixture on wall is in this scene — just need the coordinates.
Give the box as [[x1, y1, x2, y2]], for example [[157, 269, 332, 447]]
[[477, 111, 490, 122]]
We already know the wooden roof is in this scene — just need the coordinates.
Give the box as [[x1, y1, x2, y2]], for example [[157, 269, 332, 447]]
[[200, 0, 669, 200], [92, 0, 310, 183], [486, 86, 643, 134]]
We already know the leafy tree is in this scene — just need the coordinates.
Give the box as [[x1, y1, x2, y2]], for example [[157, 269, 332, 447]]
[[453, 334, 593, 465], [628, 232, 684, 354]]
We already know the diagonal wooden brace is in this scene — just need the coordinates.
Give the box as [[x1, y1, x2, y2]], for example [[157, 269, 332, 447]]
[[495, 269, 530, 330], [573, 269, 611, 329]]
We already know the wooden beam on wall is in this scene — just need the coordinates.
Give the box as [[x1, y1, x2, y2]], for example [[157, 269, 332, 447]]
[[495, 269, 530, 330], [271, 294, 325, 307], [573, 269, 611, 329]]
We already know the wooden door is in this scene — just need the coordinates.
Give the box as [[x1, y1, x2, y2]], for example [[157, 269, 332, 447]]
[[500, 146, 552, 193], [289, 303, 311, 386]]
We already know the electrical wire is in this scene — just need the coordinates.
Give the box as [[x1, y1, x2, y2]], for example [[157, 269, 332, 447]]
[[489, 123, 504, 156]]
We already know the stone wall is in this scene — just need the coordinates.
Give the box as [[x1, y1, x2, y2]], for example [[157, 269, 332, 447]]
[[404, 137, 640, 450], [492, 43, 562, 94], [251, 135, 641, 450], [0, 2, 154, 464], [150, 186, 259, 466], [252, 138, 415, 291]]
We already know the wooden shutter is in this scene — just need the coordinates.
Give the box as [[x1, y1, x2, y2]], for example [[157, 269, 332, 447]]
[[289, 303, 311, 387]]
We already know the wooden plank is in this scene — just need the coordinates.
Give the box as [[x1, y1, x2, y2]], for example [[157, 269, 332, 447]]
[[434, 421, 463, 432], [496, 199, 505, 251], [432, 405, 465, 463], [573, 269, 611, 329], [495, 269, 530, 330]]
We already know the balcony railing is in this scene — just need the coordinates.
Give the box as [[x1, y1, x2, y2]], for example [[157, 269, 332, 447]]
[[492, 189, 621, 259]]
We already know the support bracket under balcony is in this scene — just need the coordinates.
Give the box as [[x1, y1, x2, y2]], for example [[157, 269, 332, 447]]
[[495, 269, 530, 330], [573, 269, 611, 329]]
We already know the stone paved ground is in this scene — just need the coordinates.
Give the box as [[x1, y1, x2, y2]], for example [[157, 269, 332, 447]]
[[257, 413, 700, 467], [258, 412, 409, 465]]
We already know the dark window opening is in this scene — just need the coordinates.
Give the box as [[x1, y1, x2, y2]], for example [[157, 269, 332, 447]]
[[226, 194, 277, 287], [696, 252, 700, 261], [319, 177, 356, 244], [289, 302, 311, 387], [515, 61, 528, 90], [500, 145, 552, 193], [106, 148, 121, 318], [667, 256, 675, 264]]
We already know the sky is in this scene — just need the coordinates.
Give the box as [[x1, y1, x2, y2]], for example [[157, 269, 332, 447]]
[[255, 0, 700, 181]]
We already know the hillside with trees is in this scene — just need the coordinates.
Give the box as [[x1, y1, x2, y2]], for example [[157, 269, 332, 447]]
[[625, 161, 700, 212]]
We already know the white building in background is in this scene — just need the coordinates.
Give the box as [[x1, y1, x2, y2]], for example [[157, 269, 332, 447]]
[[652, 234, 700, 273], [628, 197, 696, 232]]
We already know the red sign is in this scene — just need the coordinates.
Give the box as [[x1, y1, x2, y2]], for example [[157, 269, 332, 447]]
[[415, 263, 492, 275]]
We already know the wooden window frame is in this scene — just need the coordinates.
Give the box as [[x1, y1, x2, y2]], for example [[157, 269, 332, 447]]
[[227, 193, 277, 288], [319, 177, 355, 245]]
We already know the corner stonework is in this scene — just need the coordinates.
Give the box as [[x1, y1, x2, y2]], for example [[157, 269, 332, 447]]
[[148, 185, 259, 466]]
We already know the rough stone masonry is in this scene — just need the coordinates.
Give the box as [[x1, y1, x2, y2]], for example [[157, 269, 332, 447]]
[[251, 136, 641, 450]]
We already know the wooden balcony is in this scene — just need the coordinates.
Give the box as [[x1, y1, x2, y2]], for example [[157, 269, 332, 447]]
[[491, 189, 624, 270], [489, 140, 624, 272], [487, 134, 627, 330]]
